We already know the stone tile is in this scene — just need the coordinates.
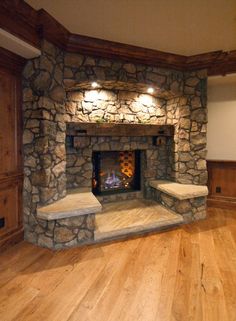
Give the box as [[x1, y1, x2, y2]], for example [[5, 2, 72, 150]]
[[95, 199, 183, 241], [150, 180, 208, 200], [37, 192, 102, 220]]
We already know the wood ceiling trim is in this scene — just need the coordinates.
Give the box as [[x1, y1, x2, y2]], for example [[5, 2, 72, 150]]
[[186, 50, 236, 76], [37, 9, 69, 50], [0, 0, 39, 48], [0, 0, 236, 76], [67, 33, 186, 70]]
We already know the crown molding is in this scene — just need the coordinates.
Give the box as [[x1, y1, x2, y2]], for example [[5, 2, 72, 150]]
[[67, 33, 186, 70], [37, 9, 69, 50], [186, 50, 236, 76], [0, 0, 236, 76], [0, 0, 39, 48]]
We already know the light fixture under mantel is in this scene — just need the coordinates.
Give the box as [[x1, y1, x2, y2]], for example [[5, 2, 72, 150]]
[[91, 81, 99, 88], [66, 80, 176, 100], [147, 87, 154, 94], [91, 82, 154, 95]]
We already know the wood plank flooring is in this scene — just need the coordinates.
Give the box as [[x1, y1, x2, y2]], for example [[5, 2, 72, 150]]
[[0, 207, 236, 321]]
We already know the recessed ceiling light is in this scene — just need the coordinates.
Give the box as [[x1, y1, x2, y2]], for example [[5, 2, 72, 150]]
[[147, 87, 154, 94], [92, 82, 98, 88]]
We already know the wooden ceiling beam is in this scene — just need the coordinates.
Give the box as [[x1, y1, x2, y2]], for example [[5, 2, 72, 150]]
[[0, 0, 236, 76], [186, 50, 236, 76], [67, 33, 186, 70], [0, 0, 39, 48]]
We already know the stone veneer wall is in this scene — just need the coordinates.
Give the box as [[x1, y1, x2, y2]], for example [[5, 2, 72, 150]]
[[22, 40, 208, 246], [151, 189, 207, 222], [165, 95, 208, 185]]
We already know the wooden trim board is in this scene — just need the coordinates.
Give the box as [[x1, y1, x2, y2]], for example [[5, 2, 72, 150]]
[[0, 1, 236, 75], [66, 122, 174, 137]]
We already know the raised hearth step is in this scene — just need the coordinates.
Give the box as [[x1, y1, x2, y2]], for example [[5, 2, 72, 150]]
[[149, 180, 208, 200], [94, 199, 183, 241], [37, 192, 102, 221]]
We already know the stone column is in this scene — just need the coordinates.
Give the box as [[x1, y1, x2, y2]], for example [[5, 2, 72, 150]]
[[23, 41, 67, 244], [23, 40, 67, 207], [177, 70, 208, 185]]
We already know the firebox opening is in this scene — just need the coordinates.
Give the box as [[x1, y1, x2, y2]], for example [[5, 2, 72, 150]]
[[92, 150, 141, 195]]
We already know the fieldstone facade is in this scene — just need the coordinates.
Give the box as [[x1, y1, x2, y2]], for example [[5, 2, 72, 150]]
[[27, 213, 95, 250], [151, 189, 207, 222], [22, 40, 207, 248]]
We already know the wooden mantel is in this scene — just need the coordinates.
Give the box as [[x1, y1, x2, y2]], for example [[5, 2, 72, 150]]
[[66, 122, 174, 137]]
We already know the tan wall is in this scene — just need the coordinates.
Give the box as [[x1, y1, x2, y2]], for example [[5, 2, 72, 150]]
[[207, 75, 236, 161]]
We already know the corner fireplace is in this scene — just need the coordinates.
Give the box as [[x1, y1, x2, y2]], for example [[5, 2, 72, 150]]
[[92, 150, 141, 195]]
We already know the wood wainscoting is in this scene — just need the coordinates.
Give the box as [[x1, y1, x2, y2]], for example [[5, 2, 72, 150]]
[[0, 47, 25, 251], [207, 160, 236, 209]]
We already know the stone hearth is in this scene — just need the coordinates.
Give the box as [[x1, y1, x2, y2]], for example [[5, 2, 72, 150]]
[[95, 199, 184, 241], [22, 40, 208, 249]]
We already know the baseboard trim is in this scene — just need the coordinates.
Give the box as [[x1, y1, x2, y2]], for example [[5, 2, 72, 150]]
[[207, 197, 236, 210]]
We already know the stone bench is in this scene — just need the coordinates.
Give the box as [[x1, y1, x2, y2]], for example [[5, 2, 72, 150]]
[[36, 191, 102, 249], [37, 191, 102, 220], [149, 180, 208, 222], [149, 180, 208, 200]]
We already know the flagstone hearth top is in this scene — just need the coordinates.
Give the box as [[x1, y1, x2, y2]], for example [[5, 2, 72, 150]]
[[149, 180, 208, 200], [37, 192, 102, 221], [95, 199, 183, 241]]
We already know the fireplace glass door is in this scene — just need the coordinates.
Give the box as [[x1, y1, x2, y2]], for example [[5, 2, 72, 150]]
[[92, 150, 141, 195]]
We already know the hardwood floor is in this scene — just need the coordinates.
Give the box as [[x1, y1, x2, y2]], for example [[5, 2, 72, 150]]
[[0, 207, 236, 321]]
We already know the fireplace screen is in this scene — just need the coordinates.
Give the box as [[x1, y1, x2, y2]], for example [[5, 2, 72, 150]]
[[92, 150, 141, 195]]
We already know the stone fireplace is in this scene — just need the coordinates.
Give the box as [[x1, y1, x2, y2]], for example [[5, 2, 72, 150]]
[[22, 40, 208, 249], [65, 121, 174, 203], [92, 150, 141, 195]]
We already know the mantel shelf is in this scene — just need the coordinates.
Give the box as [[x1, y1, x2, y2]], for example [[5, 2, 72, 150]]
[[66, 122, 174, 137]]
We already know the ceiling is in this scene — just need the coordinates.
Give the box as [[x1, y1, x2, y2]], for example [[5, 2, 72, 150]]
[[26, 0, 236, 56], [208, 74, 236, 87]]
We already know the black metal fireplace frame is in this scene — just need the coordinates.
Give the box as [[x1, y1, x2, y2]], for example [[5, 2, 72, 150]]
[[92, 150, 141, 196]]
